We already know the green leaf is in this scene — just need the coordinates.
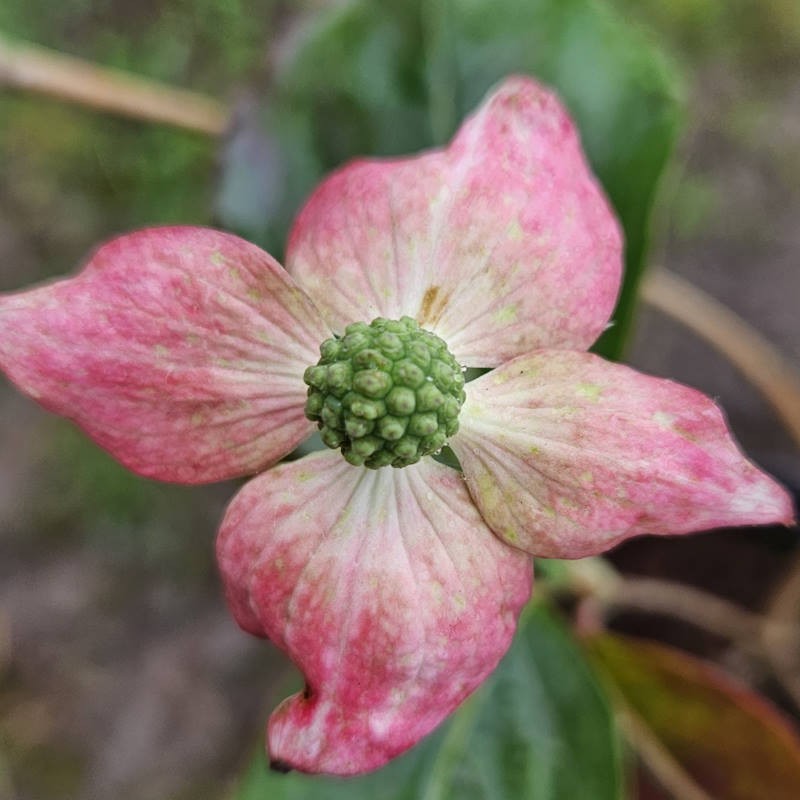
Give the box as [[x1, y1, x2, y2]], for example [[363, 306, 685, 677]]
[[234, 604, 622, 800], [586, 634, 800, 799], [273, 0, 431, 159]]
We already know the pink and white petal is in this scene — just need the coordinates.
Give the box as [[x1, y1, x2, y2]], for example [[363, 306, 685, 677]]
[[216, 450, 532, 775], [450, 351, 794, 558], [0, 227, 330, 483], [286, 75, 621, 365]]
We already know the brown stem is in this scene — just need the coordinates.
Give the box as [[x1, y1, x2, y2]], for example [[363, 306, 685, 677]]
[[566, 559, 800, 714], [573, 565, 799, 656], [617, 703, 714, 800], [762, 555, 800, 708], [0, 35, 229, 135], [609, 577, 766, 643], [564, 560, 770, 645]]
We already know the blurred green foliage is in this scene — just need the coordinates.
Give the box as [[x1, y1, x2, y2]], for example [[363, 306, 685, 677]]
[[0, 0, 279, 284], [0, 0, 268, 87], [31, 425, 219, 582], [2, 740, 84, 800], [610, 0, 800, 67]]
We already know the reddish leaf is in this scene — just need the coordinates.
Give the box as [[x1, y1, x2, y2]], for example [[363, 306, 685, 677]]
[[586, 634, 800, 799]]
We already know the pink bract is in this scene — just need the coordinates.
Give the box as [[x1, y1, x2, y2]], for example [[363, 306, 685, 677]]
[[0, 76, 793, 776]]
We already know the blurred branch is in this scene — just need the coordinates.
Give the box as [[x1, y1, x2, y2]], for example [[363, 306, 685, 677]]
[[607, 577, 767, 643], [567, 559, 776, 644], [641, 268, 800, 448], [616, 703, 714, 800], [0, 34, 229, 135], [566, 559, 800, 712], [763, 555, 800, 708], [0, 608, 9, 677]]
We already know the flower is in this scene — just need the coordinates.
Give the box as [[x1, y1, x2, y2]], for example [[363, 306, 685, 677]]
[[0, 76, 792, 776]]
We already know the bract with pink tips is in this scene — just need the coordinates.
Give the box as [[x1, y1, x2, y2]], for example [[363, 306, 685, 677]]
[[0, 76, 792, 776]]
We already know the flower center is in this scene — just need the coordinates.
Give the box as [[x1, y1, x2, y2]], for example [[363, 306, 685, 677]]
[[303, 316, 466, 469]]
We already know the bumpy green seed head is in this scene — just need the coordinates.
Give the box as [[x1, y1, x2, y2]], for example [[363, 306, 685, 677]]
[[303, 317, 466, 468]]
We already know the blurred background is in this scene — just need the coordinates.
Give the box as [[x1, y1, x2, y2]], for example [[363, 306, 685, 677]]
[[0, 1, 798, 798]]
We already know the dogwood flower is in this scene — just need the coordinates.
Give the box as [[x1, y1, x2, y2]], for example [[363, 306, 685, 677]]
[[0, 77, 792, 776]]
